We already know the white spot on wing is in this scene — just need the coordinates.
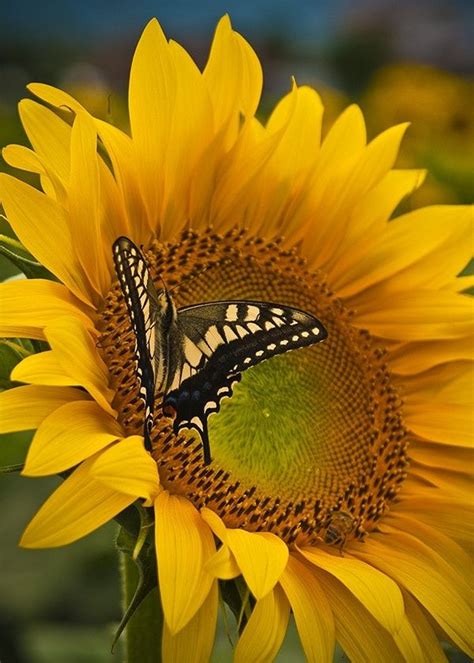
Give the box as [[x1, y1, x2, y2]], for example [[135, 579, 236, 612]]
[[184, 338, 204, 367], [203, 325, 223, 351], [223, 326, 238, 342], [247, 322, 261, 333], [226, 304, 239, 321], [235, 325, 248, 338], [245, 305, 260, 321], [190, 416, 203, 431]]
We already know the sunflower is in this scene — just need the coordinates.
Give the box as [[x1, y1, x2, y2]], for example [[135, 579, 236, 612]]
[[1, 16, 473, 663]]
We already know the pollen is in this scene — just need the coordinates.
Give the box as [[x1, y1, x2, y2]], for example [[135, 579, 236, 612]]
[[98, 227, 408, 547]]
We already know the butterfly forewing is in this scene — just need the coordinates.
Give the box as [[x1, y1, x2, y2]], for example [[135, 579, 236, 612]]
[[112, 237, 159, 450]]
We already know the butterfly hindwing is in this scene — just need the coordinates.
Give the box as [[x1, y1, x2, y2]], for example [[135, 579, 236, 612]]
[[164, 301, 327, 462]]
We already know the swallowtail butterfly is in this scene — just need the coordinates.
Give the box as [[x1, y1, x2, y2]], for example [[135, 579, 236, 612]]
[[112, 236, 328, 465]]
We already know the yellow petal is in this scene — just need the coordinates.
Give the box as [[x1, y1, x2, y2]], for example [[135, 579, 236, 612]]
[[18, 99, 70, 198], [400, 360, 473, 405], [27, 82, 147, 242], [234, 585, 290, 663], [352, 290, 473, 341], [92, 435, 159, 502], [290, 104, 367, 241], [383, 206, 474, 293], [402, 591, 449, 663], [279, 554, 335, 663], [94, 119, 147, 240], [353, 532, 474, 656], [336, 205, 473, 297], [210, 117, 285, 229], [301, 546, 405, 636], [204, 544, 240, 580], [45, 317, 114, 415], [2, 144, 45, 173], [388, 337, 474, 374], [0, 278, 94, 341], [247, 84, 324, 237], [23, 401, 122, 476], [19, 99, 69, 179], [154, 492, 215, 634], [318, 103, 367, 163], [327, 168, 426, 288], [12, 350, 78, 386], [0, 384, 89, 433], [308, 537, 425, 661], [409, 438, 473, 473], [404, 403, 471, 446], [201, 508, 289, 600], [157, 40, 213, 238], [20, 454, 135, 548], [266, 84, 323, 178], [0, 174, 92, 306], [337, 168, 426, 248], [200, 506, 227, 540], [394, 493, 473, 548], [204, 15, 262, 129], [226, 529, 289, 599], [410, 460, 472, 497], [306, 123, 410, 268], [162, 581, 218, 663], [314, 568, 405, 663], [69, 111, 110, 297], [128, 18, 173, 227], [382, 514, 471, 590], [27, 82, 84, 113]]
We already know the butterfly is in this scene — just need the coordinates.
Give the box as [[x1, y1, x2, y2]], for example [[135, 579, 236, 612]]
[[112, 236, 328, 465]]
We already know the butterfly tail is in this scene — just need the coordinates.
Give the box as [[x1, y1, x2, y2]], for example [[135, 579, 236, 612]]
[[201, 422, 212, 466], [143, 412, 153, 452]]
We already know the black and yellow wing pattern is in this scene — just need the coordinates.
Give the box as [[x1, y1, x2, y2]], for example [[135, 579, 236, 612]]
[[113, 237, 328, 464]]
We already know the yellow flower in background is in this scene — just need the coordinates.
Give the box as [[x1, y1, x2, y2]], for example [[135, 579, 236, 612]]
[[1, 15, 473, 662], [363, 63, 474, 206]]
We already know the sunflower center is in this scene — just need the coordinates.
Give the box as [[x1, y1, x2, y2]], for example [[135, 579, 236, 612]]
[[100, 229, 408, 547]]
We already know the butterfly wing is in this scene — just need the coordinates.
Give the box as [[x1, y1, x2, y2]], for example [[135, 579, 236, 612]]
[[163, 301, 327, 464], [112, 236, 160, 450]]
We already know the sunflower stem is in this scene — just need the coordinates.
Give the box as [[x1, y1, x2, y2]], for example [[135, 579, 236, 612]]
[[120, 551, 163, 663]]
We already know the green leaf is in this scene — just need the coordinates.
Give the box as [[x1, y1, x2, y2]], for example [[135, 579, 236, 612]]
[[0, 339, 32, 389], [219, 576, 253, 633], [0, 232, 56, 280]]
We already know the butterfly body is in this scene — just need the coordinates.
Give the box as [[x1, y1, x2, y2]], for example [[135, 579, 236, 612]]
[[112, 236, 328, 464]]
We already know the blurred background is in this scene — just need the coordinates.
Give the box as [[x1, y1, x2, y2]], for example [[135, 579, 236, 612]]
[[0, 1, 472, 661]]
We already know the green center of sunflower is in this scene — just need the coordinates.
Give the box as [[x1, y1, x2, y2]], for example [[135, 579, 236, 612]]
[[100, 228, 408, 547]]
